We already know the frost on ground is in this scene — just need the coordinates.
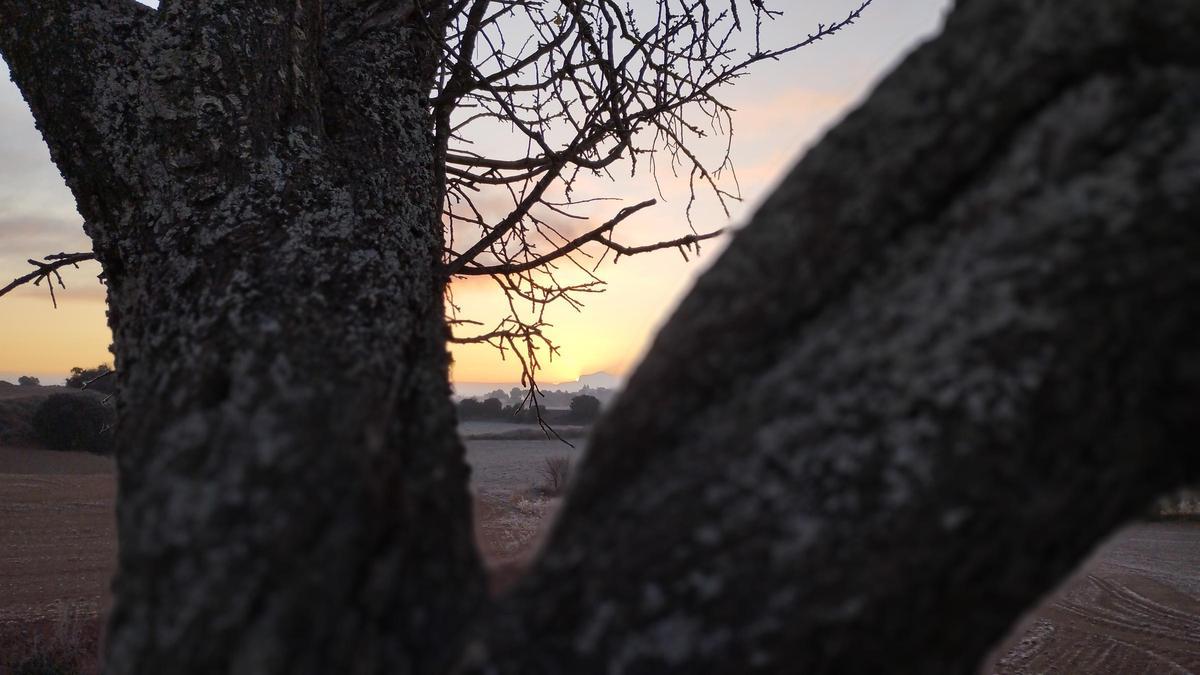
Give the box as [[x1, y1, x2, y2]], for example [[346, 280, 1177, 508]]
[[1154, 488, 1200, 519], [492, 496, 561, 555], [0, 600, 103, 675], [473, 492, 563, 593], [463, 437, 587, 495], [460, 433, 576, 591]]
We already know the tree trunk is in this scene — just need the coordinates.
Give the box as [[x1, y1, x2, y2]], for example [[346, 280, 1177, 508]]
[[461, 1, 1200, 672], [2, 2, 483, 673], [2, 1, 1199, 674]]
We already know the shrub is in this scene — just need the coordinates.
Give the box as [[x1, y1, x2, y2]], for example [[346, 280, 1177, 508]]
[[32, 394, 114, 455], [507, 406, 573, 425], [458, 396, 511, 420], [569, 394, 601, 423], [457, 398, 483, 420], [65, 365, 116, 394], [1151, 487, 1200, 520], [462, 426, 589, 441], [481, 397, 504, 417], [18, 375, 40, 387], [538, 456, 572, 497], [0, 603, 100, 675], [0, 397, 43, 446]]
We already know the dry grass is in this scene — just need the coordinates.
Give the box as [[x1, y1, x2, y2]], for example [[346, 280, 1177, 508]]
[[0, 602, 103, 675], [473, 493, 563, 594], [537, 456, 572, 497], [462, 426, 590, 441], [1153, 488, 1200, 520], [495, 495, 560, 555], [469, 456, 572, 592]]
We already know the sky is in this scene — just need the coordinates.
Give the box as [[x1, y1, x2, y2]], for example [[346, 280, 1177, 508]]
[[0, 0, 953, 386]]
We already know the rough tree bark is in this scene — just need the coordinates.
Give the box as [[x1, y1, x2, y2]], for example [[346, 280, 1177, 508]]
[[1, 2, 484, 673], [1, 0, 1198, 674], [463, 1, 1200, 672]]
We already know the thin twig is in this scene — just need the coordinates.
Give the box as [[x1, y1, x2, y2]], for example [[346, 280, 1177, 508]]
[[0, 252, 96, 308]]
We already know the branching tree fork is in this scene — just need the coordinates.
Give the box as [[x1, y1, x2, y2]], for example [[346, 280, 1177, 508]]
[[423, 0, 868, 398], [3, 0, 871, 399], [3, 1, 1199, 674]]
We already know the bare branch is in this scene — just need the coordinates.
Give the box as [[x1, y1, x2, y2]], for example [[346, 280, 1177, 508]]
[[0, 252, 98, 308], [79, 367, 115, 391], [448, 199, 658, 276], [598, 228, 723, 263], [432, 2, 876, 392]]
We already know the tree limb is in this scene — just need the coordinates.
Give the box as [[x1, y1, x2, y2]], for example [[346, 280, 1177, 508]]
[[0, 0, 152, 209], [449, 199, 662, 276], [0, 252, 97, 308], [597, 229, 724, 263], [460, 1, 1200, 671]]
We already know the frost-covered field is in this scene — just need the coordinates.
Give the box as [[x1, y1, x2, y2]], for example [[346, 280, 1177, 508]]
[[462, 436, 587, 495], [460, 424, 585, 589], [457, 420, 537, 436]]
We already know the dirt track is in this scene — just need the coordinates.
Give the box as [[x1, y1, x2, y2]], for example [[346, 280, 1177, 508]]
[[2, 446, 1198, 672]]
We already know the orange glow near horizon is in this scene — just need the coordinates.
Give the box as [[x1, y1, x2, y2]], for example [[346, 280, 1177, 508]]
[[445, 245, 710, 383], [0, 245, 708, 385], [0, 290, 112, 382]]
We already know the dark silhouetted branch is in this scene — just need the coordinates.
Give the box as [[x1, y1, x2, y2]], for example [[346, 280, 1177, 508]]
[[0, 252, 97, 308], [432, 0, 875, 392], [450, 199, 662, 276]]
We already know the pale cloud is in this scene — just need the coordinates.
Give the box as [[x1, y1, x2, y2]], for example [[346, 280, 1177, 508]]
[[0, 64, 79, 222], [0, 213, 89, 254], [0, 61, 90, 298], [0, 211, 93, 306]]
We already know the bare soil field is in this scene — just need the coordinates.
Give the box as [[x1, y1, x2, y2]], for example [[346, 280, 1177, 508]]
[[0, 468, 116, 624], [988, 523, 1200, 674], [1, 442, 1197, 673], [0, 445, 114, 476]]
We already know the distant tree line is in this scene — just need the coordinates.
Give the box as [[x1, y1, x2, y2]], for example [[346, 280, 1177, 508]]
[[0, 371, 114, 454], [457, 392, 604, 424], [465, 386, 614, 409], [2, 364, 116, 392]]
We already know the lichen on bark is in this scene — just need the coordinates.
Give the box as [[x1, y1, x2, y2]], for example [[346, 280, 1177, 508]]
[[4, 2, 482, 673]]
